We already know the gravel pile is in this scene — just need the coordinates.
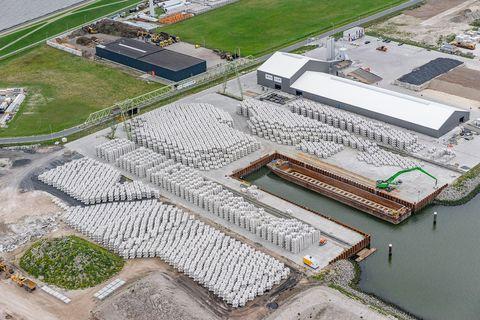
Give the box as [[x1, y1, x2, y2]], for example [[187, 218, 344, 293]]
[[436, 175, 480, 203], [0, 214, 58, 253], [93, 272, 220, 320]]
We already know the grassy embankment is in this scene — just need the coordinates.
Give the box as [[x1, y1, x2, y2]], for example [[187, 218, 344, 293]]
[[0, 0, 141, 58], [20, 235, 124, 289], [163, 0, 407, 57], [0, 46, 161, 137]]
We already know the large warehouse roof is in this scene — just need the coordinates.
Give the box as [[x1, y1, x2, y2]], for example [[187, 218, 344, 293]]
[[258, 52, 318, 78], [291, 71, 463, 130], [99, 38, 162, 59], [98, 38, 205, 71], [139, 49, 205, 71]]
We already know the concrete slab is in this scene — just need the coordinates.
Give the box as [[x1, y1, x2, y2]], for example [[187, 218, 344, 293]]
[[167, 42, 225, 69]]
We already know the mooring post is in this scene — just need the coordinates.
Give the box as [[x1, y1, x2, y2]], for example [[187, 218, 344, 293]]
[[433, 211, 437, 225], [388, 244, 393, 257]]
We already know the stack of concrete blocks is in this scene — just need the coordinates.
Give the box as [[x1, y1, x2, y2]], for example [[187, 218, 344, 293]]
[[38, 157, 158, 204], [288, 99, 425, 153], [130, 103, 260, 170], [116, 147, 168, 178], [357, 149, 420, 167], [426, 147, 456, 163], [240, 98, 423, 168], [240, 98, 375, 151], [95, 139, 136, 163], [297, 140, 344, 158], [63, 200, 290, 308], [108, 148, 320, 253]]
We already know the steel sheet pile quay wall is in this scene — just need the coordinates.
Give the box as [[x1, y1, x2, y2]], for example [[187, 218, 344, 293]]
[[96, 139, 136, 163], [131, 103, 260, 170], [114, 147, 320, 253], [297, 140, 344, 159], [239, 99, 420, 168], [64, 200, 290, 307], [38, 158, 158, 205]]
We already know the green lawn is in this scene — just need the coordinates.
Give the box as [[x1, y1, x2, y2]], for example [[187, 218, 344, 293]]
[[163, 0, 406, 57], [0, 0, 141, 58], [20, 236, 124, 290], [0, 46, 160, 137]]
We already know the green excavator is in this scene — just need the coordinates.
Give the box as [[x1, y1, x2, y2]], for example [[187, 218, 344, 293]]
[[376, 167, 437, 192]]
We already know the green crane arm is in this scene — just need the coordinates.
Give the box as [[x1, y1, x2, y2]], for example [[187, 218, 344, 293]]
[[385, 167, 437, 185]]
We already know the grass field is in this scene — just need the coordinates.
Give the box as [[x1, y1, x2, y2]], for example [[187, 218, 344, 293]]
[[20, 236, 124, 290], [0, 46, 160, 137], [0, 0, 141, 58], [163, 0, 406, 57]]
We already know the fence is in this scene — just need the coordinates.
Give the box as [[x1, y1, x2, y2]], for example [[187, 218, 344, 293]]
[[46, 39, 82, 57]]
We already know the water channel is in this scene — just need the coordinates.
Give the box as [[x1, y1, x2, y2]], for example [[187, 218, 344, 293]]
[[245, 167, 480, 320]]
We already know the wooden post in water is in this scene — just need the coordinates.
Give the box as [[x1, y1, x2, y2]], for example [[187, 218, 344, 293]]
[[388, 244, 393, 257], [433, 211, 437, 225]]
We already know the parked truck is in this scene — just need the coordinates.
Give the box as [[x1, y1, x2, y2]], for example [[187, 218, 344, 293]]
[[303, 255, 320, 270]]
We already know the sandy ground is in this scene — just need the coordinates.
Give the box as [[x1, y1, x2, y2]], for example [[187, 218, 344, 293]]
[[92, 271, 220, 320], [265, 286, 392, 320], [0, 187, 60, 224], [404, 0, 467, 19], [429, 66, 480, 102], [0, 254, 174, 320], [369, 0, 480, 50]]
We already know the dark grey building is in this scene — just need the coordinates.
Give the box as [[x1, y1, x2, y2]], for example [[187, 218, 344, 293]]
[[96, 38, 206, 82]]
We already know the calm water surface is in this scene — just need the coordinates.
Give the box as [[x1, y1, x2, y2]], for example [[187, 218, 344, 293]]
[[246, 167, 480, 320]]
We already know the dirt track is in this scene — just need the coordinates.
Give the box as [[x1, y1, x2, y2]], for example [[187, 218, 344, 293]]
[[369, 0, 480, 47], [404, 0, 467, 19]]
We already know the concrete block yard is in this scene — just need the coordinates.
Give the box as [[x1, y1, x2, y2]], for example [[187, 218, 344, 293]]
[[3, 0, 480, 320]]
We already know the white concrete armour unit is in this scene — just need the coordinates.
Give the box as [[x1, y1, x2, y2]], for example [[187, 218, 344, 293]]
[[239, 98, 420, 168], [257, 52, 469, 137], [130, 103, 260, 170], [38, 158, 158, 204], [114, 147, 321, 253], [64, 200, 290, 307], [96, 139, 136, 163]]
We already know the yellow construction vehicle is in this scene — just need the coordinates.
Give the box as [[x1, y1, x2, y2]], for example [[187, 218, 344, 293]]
[[82, 24, 98, 34], [0, 260, 7, 276], [137, 30, 150, 38], [11, 273, 37, 292], [151, 33, 162, 43], [453, 41, 476, 50]]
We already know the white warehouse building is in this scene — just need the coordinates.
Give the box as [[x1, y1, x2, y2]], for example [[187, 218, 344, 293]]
[[257, 52, 469, 138]]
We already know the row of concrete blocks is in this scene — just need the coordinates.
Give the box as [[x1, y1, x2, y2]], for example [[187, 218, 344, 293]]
[[129, 103, 259, 171], [357, 149, 420, 168], [63, 200, 289, 308], [108, 147, 320, 254], [95, 138, 136, 163], [289, 99, 422, 151], [38, 157, 157, 205], [297, 140, 345, 159]]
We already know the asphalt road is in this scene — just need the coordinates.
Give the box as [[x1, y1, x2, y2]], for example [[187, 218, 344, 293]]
[[0, 0, 422, 145]]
